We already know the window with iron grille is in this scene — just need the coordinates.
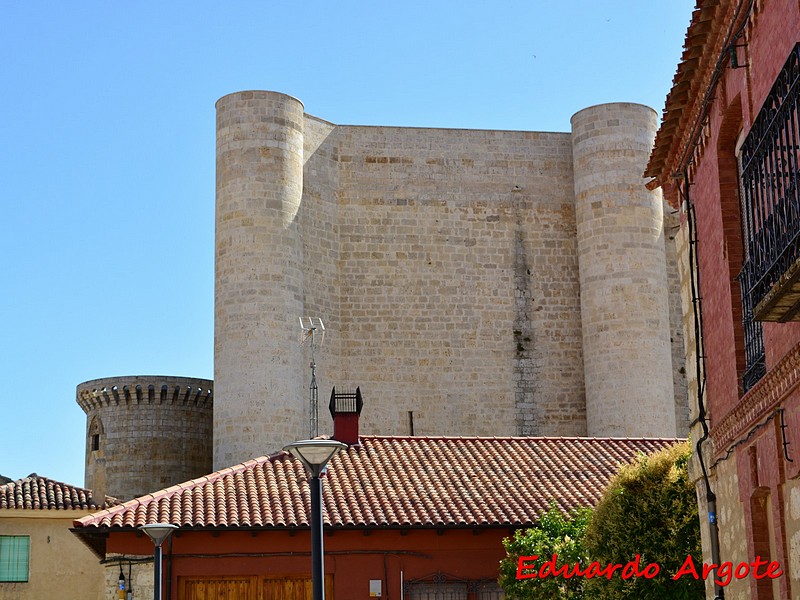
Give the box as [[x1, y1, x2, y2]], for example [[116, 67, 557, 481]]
[[404, 572, 504, 600], [0, 536, 30, 582], [737, 44, 800, 389]]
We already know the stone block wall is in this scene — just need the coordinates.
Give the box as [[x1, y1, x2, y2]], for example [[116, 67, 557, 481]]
[[101, 557, 152, 600], [213, 91, 688, 469], [665, 203, 689, 437], [333, 125, 585, 439], [788, 478, 800, 591]]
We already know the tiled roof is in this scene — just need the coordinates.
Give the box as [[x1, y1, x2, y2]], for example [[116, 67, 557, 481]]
[[645, 0, 734, 184], [0, 474, 118, 511], [74, 436, 679, 531]]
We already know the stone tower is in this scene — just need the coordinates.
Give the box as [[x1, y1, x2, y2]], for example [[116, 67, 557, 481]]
[[214, 91, 306, 469], [570, 103, 677, 437], [212, 92, 686, 469], [77, 376, 213, 501]]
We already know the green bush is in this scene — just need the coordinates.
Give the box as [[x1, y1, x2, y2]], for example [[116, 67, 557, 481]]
[[498, 442, 703, 599], [498, 502, 592, 599], [582, 441, 703, 599]]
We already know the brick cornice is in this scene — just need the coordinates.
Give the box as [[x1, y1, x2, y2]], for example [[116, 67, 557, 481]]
[[710, 341, 800, 453]]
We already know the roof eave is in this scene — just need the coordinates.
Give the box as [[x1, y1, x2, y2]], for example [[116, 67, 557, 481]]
[[71, 522, 537, 536], [70, 526, 108, 559], [646, 0, 725, 186]]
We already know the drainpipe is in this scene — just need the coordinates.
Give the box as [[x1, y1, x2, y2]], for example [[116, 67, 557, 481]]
[[684, 172, 724, 600]]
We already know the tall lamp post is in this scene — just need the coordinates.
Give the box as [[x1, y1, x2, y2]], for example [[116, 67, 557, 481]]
[[139, 523, 178, 600], [283, 439, 347, 600]]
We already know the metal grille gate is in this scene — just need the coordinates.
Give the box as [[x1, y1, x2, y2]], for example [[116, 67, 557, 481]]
[[404, 572, 504, 600]]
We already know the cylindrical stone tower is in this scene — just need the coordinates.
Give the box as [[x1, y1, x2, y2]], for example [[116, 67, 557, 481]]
[[571, 103, 676, 438], [215, 91, 305, 469], [77, 376, 213, 501]]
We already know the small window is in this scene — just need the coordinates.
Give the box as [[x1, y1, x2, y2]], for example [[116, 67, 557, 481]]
[[88, 416, 104, 453], [0, 536, 30, 582]]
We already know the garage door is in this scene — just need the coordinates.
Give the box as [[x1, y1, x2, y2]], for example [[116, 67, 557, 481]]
[[178, 575, 333, 600], [179, 575, 257, 600], [262, 575, 334, 600]]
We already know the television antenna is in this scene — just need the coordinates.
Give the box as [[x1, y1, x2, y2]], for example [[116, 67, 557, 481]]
[[299, 317, 325, 438]]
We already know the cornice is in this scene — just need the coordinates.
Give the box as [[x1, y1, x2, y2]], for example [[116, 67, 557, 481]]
[[710, 340, 800, 453]]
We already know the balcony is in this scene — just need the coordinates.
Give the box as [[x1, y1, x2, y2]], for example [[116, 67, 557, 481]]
[[739, 43, 800, 323], [736, 44, 800, 391]]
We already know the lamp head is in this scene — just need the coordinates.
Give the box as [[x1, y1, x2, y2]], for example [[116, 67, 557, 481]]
[[139, 523, 178, 547], [283, 439, 348, 477]]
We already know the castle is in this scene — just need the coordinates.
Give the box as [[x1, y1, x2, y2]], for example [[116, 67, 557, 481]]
[[78, 92, 688, 500]]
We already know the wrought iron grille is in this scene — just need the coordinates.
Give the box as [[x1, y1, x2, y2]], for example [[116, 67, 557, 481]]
[[404, 572, 505, 600], [737, 44, 800, 389], [739, 265, 766, 392]]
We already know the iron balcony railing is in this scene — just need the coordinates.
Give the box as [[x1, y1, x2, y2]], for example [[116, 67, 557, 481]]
[[737, 43, 800, 390], [739, 43, 800, 308]]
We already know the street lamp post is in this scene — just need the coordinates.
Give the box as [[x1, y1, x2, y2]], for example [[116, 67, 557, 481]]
[[139, 523, 178, 600], [283, 440, 347, 600]]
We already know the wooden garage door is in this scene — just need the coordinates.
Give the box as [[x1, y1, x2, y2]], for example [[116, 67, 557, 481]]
[[262, 575, 334, 600], [179, 575, 257, 600], [178, 575, 332, 600]]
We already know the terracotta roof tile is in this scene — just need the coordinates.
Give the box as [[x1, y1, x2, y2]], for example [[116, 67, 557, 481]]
[[0, 474, 118, 511], [73, 436, 680, 531], [646, 0, 744, 185]]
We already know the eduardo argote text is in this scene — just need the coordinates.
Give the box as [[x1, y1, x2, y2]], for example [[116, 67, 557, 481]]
[[516, 553, 783, 587]]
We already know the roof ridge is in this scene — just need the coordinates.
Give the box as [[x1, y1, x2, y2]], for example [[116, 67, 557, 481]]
[[0, 474, 116, 512], [360, 435, 687, 442], [0, 474, 94, 492]]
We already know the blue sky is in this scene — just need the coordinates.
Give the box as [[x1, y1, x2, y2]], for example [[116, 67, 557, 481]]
[[1, 1, 694, 488]]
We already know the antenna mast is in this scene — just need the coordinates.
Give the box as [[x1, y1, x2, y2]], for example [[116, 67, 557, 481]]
[[299, 317, 325, 438]]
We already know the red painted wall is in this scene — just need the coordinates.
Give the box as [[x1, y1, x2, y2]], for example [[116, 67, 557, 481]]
[[691, 0, 800, 420], [682, 2, 800, 598], [107, 527, 511, 599]]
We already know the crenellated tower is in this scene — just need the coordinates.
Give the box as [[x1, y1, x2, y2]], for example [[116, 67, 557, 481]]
[[76, 375, 213, 501]]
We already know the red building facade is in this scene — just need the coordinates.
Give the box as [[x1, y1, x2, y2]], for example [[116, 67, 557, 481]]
[[102, 528, 509, 600], [646, 1, 800, 598]]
